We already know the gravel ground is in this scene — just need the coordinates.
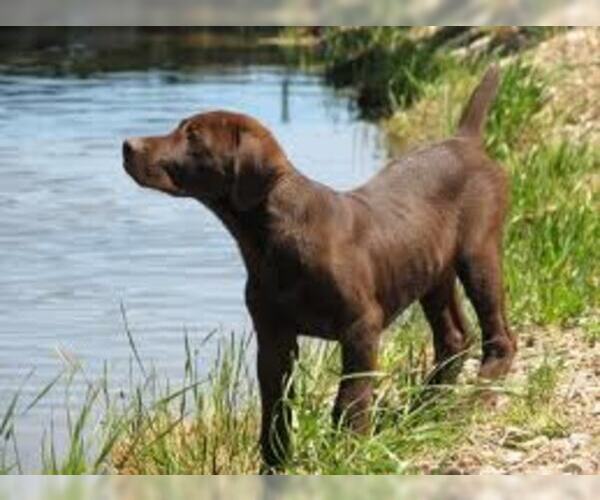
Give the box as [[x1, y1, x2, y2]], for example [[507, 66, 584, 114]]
[[419, 320, 600, 474]]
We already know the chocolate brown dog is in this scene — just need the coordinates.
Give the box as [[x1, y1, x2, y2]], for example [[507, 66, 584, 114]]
[[123, 65, 516, 468]]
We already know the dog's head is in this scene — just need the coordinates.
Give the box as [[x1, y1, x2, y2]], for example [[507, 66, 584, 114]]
[[123, 111, 288, 211]]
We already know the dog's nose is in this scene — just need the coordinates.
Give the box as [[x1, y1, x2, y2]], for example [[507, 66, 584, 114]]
[[123, 137, 146, 160], [123, 140, 134, 161]]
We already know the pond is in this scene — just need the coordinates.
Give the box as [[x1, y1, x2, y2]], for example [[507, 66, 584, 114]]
[[0, 31, 384, 468]]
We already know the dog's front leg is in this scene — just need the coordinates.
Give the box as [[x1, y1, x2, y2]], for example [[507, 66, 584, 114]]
[[256, 327, 298, 471], [333, 311, 382, 434]]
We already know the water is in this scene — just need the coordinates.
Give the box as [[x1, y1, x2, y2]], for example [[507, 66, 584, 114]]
[[0, 37, 384, 467]]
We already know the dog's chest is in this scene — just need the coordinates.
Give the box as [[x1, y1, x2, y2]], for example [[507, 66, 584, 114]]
[[258, 244, 346, 338]]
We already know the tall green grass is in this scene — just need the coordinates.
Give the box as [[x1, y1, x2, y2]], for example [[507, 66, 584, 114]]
[[485, 60, 546, 159], [505, 142, 599, 324], [0, 320, 492, 474], [1, 316, 574, 474]]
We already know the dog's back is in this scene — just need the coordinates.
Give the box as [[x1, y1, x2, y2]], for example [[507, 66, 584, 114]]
[[342, 66, 505, 322], [356, 64, 501, 205]]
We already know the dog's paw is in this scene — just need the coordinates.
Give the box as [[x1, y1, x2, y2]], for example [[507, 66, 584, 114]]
[[478, 352, 515, 379]]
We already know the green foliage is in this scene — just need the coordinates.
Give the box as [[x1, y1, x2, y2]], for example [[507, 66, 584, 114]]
[[504, 142, 599, 324], [486, 60, 546, 159], [322, 28, 444, 118]]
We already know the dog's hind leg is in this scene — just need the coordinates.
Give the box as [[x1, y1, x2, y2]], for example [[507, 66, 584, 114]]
[[457, 243, 516, 379], [421, 273, 471, 384]]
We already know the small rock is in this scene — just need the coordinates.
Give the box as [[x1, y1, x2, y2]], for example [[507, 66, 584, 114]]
[[568, 432, 592, 450], [562, 460, 584, 474], [592, 402, 600, 416]]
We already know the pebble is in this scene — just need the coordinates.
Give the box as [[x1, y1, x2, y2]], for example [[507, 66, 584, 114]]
[[562, 460, 585, 474], [568, 432, 592, 450]]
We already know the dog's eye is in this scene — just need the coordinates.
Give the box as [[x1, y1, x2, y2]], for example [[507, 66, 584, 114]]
[[186, 128, 196, 141], [187, 127, 207, 147]]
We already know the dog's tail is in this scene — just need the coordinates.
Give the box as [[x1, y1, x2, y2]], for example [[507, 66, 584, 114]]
[[457, 64, 500, 142]]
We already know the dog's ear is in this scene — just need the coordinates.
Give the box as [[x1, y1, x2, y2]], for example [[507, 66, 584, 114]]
[[231, 132, 275, 211]]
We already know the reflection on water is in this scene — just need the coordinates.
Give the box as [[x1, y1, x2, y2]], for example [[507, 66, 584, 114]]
[[0, 33, 383, 466]]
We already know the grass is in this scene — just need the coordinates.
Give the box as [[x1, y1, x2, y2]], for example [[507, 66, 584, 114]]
[[504, 142, 599, 324], [502, 357, 568, 440], [0, 321, 484, 474], [0, 317, 577, 474], [1, 28, 599, 474]]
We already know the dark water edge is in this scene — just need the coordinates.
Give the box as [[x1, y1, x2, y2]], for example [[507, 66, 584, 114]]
[[0, 27, 303, 77]]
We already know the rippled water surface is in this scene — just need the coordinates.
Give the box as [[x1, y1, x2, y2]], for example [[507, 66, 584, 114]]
[[0, 37, 384, 465]]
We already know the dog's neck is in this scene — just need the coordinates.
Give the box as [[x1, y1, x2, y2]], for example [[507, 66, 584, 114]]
[[203, 164, 327, 273]]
